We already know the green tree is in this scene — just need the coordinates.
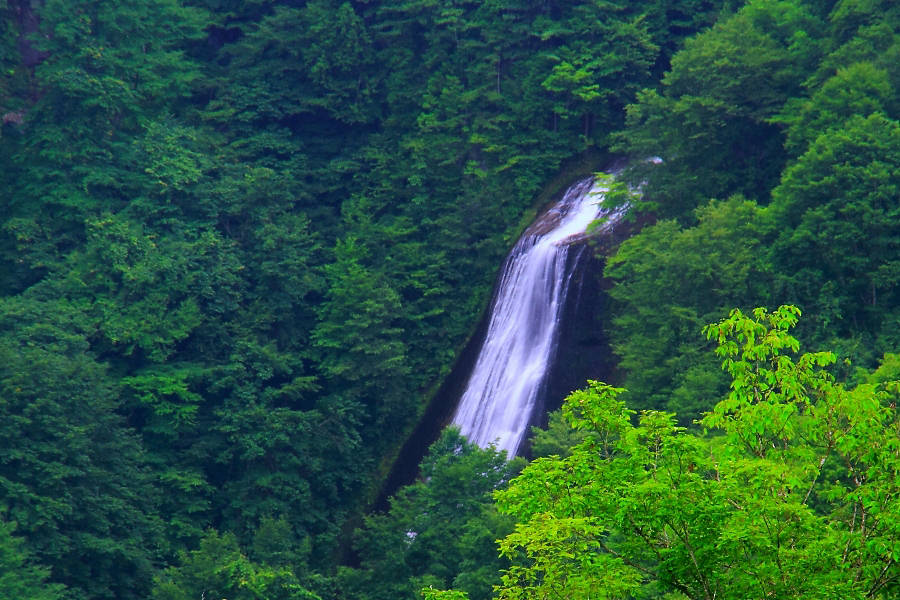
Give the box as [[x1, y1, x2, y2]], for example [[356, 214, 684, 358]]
[[605, 197, 776, 421], [0, 295, 163, 600], [2, 0, 211, 294], [538, 2, 659, 143], [313, 237, 411, 435], [151, 529, 319, 600], [214, 1, 378, 128], [208, 379, 367, 565], [340, 429, 520, 600], [528, 409, 587, 459], [777, 61, 894, 153], [486, 306, 899, 599], [619, 0, 823, 218], [0, 518, 65, 600], [19, 0, 207, 213], [769, 112, 900, 358]]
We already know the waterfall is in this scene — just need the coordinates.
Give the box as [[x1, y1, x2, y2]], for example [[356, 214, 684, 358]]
[[452, 177, 622, 457]]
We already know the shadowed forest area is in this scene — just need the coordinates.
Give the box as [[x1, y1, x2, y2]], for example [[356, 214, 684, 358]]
[[0, 1, 897, 599]]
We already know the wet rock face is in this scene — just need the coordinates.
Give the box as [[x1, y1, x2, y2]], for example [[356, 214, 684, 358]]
[[544, 214, 641, 401], [528, 208, 646, 447], [538, 249, 614, 427]]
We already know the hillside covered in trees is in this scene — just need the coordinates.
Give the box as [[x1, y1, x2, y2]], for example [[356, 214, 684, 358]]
[[0, 0, 897, 599]]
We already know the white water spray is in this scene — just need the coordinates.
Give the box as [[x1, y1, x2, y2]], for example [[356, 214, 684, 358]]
[[452, 177, 622, 456]]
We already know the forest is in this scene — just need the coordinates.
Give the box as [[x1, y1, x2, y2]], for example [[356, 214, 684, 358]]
[[0, 0, 897, 598]]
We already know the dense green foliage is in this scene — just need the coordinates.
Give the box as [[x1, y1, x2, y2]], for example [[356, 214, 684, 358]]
[[1, 0, 897, 598], [0, 518, 64, 600], [338, 429, 521, 600], [151, 529, 321, 600]]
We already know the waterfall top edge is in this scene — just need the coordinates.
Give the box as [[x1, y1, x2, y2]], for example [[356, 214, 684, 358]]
[[528, 175, 624, 247]]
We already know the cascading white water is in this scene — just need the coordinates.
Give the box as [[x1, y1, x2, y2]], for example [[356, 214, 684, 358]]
[[452, 177, 622, 457]]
